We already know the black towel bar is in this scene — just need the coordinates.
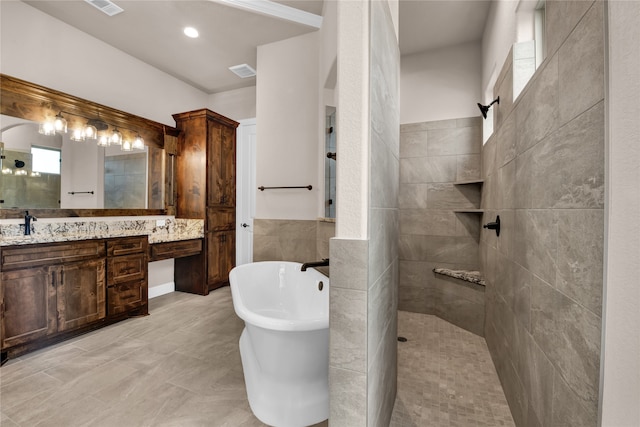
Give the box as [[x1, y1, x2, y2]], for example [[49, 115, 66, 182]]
[[258, 185, 312, 191]]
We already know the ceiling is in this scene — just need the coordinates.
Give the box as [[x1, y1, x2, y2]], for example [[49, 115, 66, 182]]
[[22, 0, 491, 94]]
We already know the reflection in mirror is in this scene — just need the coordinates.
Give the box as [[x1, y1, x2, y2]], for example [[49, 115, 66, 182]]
[[324, 106, 336, 218], [0, 115, 148, 209]]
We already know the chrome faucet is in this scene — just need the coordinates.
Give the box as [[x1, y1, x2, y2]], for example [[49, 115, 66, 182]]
[[301, 258, 329, 271], [23, 210, 37, 235]]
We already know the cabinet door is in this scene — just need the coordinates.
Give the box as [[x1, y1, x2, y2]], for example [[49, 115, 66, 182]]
[[207, 120, 225, 206], [56, 259, 106, 332], [221, 124, 236, 207], [207, 230, 235, 289], [1, 267, 57, 349]]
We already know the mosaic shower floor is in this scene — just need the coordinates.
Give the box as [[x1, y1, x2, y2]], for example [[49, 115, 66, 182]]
[[390, 311, 515, 427]]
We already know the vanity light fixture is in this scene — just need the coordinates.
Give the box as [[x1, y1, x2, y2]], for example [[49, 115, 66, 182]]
[[477, 97, 500, 119], [30, 171, 41, 177], [110, 127, 123, 145], [121, 139, 133, 151], [83, 121, 98, 140], [97, 134, 110, 147], [53, 112, 67, 133], [1, 168, 12, 175], [38, 110, 146, 150], [132, 133, 145, 150], [70, 128, 85, 142], [38, 121, 56, 136], [15, 170, 27, 176]]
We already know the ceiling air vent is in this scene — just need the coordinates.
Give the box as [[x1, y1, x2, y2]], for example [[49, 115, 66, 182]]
[[84, 0, 124, 16], [229, 64, 257, 79]]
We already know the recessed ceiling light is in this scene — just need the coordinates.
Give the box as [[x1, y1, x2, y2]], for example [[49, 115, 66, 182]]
[[184, 27, 199, 38]]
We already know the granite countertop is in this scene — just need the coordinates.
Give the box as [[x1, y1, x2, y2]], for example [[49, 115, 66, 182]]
[[0, 217, 204, 247]]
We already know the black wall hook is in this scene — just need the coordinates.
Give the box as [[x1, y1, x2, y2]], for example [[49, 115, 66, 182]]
[[483, 215, 501, 237]]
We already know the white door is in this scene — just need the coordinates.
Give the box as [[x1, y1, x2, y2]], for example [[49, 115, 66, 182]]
[[236, 119, 256, 265]]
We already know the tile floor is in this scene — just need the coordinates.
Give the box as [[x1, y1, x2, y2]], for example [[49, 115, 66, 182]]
[[0, 287, 513, 427], [390, 312, 514, 427]]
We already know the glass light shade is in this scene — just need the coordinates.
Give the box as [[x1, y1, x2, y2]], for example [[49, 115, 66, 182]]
[[39, 121, 56, 135], [110, 128, 123, 145], [30, 171, 41, 177], [121, 140, 133, 151], [132, 134, 145, 150], [53, 113, 67, 133], [2, 168, 12, 175], [83, 123, 98, 140], [15, 170, 27, 176], [97, 134, 110, 147], [70, 128, 85, 142]]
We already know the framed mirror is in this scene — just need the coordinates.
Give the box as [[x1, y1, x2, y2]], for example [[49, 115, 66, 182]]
[[0, 74, 177, 219]]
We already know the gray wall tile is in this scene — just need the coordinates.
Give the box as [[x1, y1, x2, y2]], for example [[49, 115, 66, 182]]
[[556, 209, 604, 316], [530, 279, 601, 410], [515, 53, 559, 155], [329, 367, 367, 426], [558, 1, 604, 124], [330, 287, 367, 372]]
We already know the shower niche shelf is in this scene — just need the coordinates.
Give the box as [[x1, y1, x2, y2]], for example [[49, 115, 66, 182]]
[[453, 179, 484, 185], [454, 209, 484, 213]]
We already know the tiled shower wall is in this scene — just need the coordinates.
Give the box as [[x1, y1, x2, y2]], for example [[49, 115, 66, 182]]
[[481, 1, 605, 425], [398, 117, 485, 336], [329, 1, 399, 425]]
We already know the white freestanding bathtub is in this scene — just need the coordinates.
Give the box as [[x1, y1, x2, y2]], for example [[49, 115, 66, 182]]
[[229, 261, 329, 427]]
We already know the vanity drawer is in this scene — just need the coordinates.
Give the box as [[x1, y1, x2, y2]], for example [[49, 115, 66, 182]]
[[107, 280, 147, 316], [1, 240, 106, 271], [107, 236, 148, 257], [149, 239, 203, 261], [107, 253, 146, 285]]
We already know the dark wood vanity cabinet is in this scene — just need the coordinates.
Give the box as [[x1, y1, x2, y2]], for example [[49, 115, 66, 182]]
[[173, 109, 239, 295], [0, 240, 107, 353], [106, 236, 148, 317], [0, 236, 148, 361]]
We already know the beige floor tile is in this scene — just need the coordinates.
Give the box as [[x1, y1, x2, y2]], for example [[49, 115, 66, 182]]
[[0, 288, 514, 427]]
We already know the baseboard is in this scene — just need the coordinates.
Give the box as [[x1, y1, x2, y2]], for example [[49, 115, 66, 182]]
[[149, 282, 175, 299]]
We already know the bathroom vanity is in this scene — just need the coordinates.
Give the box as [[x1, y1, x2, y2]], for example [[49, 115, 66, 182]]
[[0, 235, 148, 362]]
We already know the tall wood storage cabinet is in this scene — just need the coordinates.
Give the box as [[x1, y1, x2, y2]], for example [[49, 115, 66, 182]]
[[173, 109, 239, 295]]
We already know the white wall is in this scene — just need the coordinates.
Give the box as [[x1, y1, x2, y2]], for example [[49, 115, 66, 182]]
[[0, 1, 208, 126], [208, 86, 256, 122], [255, 32, 320, 220], [600, 1, 640, 425], [400, 41, 482, 124], [481, 0, 519, 100]]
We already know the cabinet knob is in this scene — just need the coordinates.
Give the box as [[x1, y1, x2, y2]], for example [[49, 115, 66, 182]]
[[241, 223, 250, 228]]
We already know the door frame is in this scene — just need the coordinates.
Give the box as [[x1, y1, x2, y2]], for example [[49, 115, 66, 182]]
[[236, 118, 256, 265]]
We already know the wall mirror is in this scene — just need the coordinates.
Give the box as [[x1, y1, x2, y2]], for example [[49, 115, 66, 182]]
[[0, 74, 177, 219]]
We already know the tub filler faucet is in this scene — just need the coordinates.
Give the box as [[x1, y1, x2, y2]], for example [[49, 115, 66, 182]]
[[301, 258, 329, 271]]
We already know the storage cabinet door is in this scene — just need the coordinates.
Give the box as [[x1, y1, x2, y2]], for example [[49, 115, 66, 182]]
[[207, 121, 225, 206], [207, 231, 235, 289], [221, 124, 236, 206], [56, 259, 106, 332], [1, 267, 57, 349]]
